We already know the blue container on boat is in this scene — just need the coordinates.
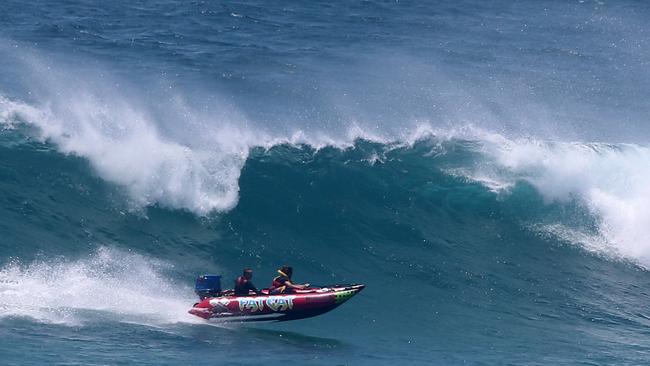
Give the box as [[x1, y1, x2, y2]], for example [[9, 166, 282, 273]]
[[195, 275, 222, 299]]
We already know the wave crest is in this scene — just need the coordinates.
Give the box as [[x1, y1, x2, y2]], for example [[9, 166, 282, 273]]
[[1, 95, 248, 214]]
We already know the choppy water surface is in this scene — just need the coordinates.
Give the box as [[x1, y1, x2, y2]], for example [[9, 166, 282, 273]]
[[1, 1, 650, 365]]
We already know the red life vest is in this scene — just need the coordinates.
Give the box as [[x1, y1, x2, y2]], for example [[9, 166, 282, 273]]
[[236, 276, 247, 287], [270, 271, 290, 293], [234, 276, 252, 296], [271, 276, 283, 288]]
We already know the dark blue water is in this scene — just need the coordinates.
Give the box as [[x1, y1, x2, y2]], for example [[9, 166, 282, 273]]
[[2, 1, 650, 365]]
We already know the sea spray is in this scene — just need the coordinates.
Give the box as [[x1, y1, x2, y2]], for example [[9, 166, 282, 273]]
[[0, 247, 198, 325], [469, 137, 650, 265]]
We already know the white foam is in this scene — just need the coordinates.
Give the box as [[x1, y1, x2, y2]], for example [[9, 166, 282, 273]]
[[530, 223, 617, 258], [0, 247, 200, 325], [0, 92, 252, 215], [469, 136, 650, 266]]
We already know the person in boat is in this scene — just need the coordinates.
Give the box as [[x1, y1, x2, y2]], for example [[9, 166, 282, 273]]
[[269, 265, 310, 294], [234, 268, 262, 296]]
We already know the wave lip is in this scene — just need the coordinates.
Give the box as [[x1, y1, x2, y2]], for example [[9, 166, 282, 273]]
[[1, 95, 248, 215], [466, 137, 650, 266]]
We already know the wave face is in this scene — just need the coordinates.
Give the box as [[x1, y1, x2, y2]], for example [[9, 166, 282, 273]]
[[2, 131, 650, 365], [2, 0, 650, 365]]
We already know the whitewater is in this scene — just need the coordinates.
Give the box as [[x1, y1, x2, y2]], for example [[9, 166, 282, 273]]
[[1, 0, 650, 365]]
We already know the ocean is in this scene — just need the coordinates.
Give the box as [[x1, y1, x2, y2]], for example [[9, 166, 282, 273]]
[[1, 1, 650, 365]]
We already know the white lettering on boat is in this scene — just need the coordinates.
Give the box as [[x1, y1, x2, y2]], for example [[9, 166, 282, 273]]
[[239, 297, 265, 312], [266, 296, 295, 311], [237, 296, 297, 313]]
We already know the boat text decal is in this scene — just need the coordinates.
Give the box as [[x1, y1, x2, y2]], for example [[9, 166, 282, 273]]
[[266, 296, 295, 311], [238, 296, 296, 312]]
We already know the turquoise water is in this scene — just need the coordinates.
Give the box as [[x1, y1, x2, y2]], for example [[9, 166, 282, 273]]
[[1, 1, 650, 365]]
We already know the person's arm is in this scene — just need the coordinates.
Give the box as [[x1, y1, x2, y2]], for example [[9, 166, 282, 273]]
[[284, 280, 310, 290], [248, 281, 262, 295]]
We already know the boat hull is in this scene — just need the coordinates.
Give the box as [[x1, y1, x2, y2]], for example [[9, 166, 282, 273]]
[[188, 284, 364, 322]]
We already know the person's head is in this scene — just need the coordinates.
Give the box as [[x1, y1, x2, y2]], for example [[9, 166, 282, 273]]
[[243, 268, 253, 279], [279, 265, 293, 278]]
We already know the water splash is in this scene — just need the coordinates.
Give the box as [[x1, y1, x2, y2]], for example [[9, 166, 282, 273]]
[[0, 247, 199, 325]]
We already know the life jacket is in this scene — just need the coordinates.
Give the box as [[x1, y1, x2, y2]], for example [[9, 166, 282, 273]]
[[235, 276, 247, 287], [270, 270, 290, 294], [234, 276, 250, 295]]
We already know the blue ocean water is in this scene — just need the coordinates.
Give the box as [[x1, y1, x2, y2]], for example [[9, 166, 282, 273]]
[[1, 1, 650, 365]]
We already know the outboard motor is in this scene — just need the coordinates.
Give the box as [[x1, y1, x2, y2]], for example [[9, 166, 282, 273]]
[[195, 275, 222, 299]]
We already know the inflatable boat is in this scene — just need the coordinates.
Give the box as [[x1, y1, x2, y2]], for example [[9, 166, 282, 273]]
[[188, 275, 364, 322]]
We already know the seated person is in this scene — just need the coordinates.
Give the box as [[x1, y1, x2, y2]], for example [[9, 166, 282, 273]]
[[234, 268, 262, 296], [269, 265, 310, 294]]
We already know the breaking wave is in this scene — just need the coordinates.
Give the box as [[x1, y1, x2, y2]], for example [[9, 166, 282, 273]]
[[3, 93, 650, 267]]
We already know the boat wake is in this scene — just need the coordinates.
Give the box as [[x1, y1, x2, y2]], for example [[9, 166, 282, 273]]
[[0, 247, 198, 326]]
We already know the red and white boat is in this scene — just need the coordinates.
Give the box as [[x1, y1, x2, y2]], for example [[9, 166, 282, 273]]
[[188, 276, 364, 322]]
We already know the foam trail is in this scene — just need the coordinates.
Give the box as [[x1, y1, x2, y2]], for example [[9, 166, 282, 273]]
[[0, 247, 199, 325]]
